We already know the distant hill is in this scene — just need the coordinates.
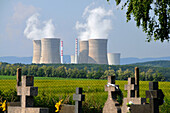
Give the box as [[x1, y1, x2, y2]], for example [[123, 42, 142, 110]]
[[0, 56, 32, 64], [120, 57, 170, 65], [132, 60, 170, 68], [0, 55, 71, 64], [0, 56, 170, 65]]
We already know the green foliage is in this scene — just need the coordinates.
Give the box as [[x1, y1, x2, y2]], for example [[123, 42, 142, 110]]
[[108, 0, 169, 42], [133, 60, 170, 68], [0, 62, 169, 81], [159, 97, 170, 113], [0, 79, 169, 113]]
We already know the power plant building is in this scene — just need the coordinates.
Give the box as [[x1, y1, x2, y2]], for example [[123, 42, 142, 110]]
[[32, 40, 41, 64], [40, 38, 61, 64], [78, 40, 89, 63], [107, 53, 120, 65], [88, 39, 108, 64], [71, 55, 75, 64]]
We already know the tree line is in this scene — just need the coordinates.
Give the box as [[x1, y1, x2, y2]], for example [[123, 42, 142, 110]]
[[0, 62, 166, 81]]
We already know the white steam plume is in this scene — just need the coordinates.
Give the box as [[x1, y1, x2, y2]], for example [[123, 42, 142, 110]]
[[76, 6, 113, 41], [24, 13, 56, 40]]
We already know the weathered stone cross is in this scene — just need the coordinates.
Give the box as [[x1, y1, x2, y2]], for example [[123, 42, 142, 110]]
[[130, 82, 165, 113], [17, 76, 38, 108], [8, 68, 49, 113], [145, 82, 164, 113], [103, 76, 121, 113], [122, 67, 146, 113], [124, 67, 139, 98]]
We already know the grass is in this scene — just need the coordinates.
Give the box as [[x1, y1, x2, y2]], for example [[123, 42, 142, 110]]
[[0, 75, 169, 113]]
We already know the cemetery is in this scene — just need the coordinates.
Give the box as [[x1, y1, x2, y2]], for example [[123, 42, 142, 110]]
[[0, 67, 166, 113]]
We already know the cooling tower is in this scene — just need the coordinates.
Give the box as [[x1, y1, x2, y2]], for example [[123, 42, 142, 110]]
[[107, 53, 120, 65], [78, 41, 89, 63], [71, 55, 75, 64], [88, 39, 108, 64], [40, 38, 61, 64], [32, 40, 41, 64]]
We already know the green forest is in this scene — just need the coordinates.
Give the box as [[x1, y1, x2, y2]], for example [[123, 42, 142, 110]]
[[0, 62, 169, 81]]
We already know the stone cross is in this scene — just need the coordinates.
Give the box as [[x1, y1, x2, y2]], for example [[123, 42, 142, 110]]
[[73, 87, 85, 113], [8, 68, 49, 113], [122, 67, 146, 113], [125, 67, 139, 98], [103, 76, 121, 113], [17, 76, 38, 108], [145, 82, 164, 113], [129, 82, 164, 113]]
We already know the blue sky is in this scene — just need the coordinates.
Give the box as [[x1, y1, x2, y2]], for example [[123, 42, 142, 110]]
[[0, 0, 169, 58]]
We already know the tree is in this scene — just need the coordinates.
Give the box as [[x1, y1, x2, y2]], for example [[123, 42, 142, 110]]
[[108, 0, 169, 42]]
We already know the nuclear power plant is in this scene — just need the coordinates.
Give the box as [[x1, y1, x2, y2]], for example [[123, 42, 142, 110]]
[[107, 53, 120, 65], [32, 38, 61, 64], [32, 38, 120, 65]]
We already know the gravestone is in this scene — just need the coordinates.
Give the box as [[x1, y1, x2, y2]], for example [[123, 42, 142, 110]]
[[130, 82, 164, 113], [59, 87, 85, 113], [121, 67, 146, 113], [103, 76, 121, 113], [8, 68, 49, 113]]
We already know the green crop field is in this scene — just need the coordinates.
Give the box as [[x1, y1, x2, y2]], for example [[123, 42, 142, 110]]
[[0, 75, 169, 113]]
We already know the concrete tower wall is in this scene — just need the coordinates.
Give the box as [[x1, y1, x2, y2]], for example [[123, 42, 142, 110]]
[[71, 55, 75, 64], [79, 41, 89, 63], [107, 53, 120, 65], [40, 38, 61, 64], [32, 40, 41, 64], [88, 39, 108, 64]]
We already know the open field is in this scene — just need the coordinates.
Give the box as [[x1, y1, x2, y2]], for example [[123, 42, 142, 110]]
[[0, 75, 169, 112]]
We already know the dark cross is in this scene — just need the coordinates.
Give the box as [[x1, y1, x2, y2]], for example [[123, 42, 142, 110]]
[[17, 76, 38, 108], [105, 76, 120, 102], [146, 82, 165, 113], [73, 87, 85, 113]]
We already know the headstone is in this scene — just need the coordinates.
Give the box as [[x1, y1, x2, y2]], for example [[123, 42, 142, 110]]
[[145, 82, 164, 113], [103, 76, 121, 113], [130, 82, 164, 113], [121, 67, 146, 113], [59, 87, 85, 113], [8, 68, 49, 113]]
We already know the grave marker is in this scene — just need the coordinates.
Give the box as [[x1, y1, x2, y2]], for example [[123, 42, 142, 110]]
[[103, 76, 121, 113], [122, 67, 146, 113], [60, 87, 85, 113], [130, 82, 164, 113], [8, 68, 49, 113]]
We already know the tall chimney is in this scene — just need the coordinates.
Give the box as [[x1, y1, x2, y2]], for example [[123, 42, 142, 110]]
[[88, 39, 108, 64], [32, 40, 41, 64], [75, 38, 78, 64], [61, 41, 63, 64]]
